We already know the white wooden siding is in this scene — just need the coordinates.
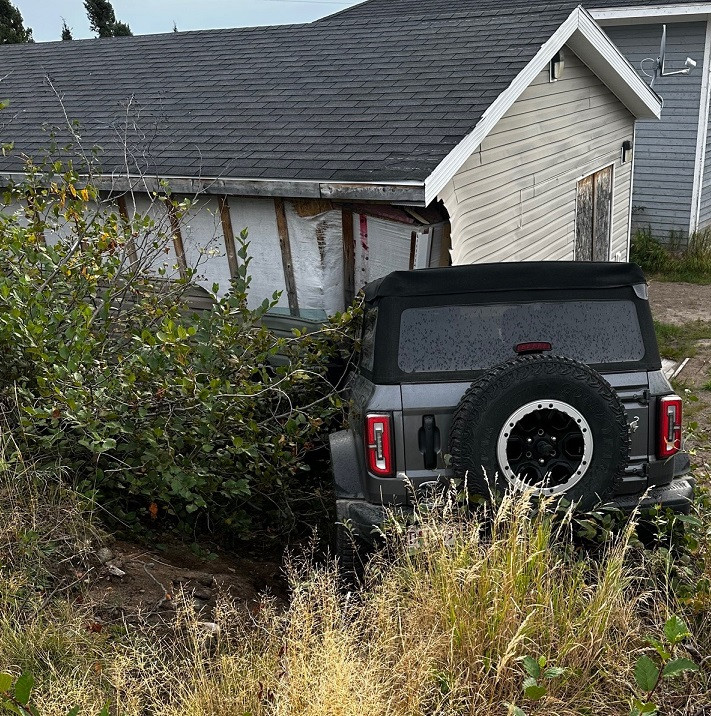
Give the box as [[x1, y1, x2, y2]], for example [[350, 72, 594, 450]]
[[440, 49, 636, 265]]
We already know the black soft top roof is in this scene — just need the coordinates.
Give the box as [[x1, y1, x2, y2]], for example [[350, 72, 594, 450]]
[[364, 262, 647, 302]]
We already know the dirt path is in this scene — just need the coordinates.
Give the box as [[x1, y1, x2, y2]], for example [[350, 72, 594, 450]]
[[649, 280, 711, 473], [648, 280, 711, 325]]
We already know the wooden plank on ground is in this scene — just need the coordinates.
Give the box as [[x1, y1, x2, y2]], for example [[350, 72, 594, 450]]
[[274, 198, 299, 311]]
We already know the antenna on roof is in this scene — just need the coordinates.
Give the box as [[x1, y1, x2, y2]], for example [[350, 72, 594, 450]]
[[649, 24, 696, 88]]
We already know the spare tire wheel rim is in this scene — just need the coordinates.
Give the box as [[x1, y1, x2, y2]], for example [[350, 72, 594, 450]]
[[496, 399, 594, 496]]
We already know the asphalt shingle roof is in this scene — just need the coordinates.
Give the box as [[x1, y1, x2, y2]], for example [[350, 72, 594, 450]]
[[0, 0, 675, 184]]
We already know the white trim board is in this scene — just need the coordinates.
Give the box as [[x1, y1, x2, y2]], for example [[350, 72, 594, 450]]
[[591, 4, 711, 24], [690, 15, 711, 234], [424, 6, 662, 205]]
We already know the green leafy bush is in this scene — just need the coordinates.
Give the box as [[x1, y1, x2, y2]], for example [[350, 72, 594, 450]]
[[0, 162, 358, 539]]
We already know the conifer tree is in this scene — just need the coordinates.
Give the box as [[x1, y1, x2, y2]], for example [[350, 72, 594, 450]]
[[61, 19, 73, 41], [84, 0, 132, 38], [0, 0, 32, 44]]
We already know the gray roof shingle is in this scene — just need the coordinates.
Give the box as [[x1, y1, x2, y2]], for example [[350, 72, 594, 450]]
[[0, 0, 667, 184]]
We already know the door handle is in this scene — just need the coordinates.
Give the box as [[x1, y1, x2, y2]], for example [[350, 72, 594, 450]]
[[418, 415, 440, 470]]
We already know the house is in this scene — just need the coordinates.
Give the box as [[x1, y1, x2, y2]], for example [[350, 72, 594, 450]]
[[586, 0, 711, 239], [0, 2, 661, 313]]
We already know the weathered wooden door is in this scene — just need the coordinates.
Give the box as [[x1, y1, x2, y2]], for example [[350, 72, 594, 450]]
[[575, 166, 612, 261]]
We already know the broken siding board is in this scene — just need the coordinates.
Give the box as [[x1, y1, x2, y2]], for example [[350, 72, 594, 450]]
[[454, 144, 626, 224], [454, 115, 631, 192], [274, 197, 299, 311], [453, 141, 627, 232]]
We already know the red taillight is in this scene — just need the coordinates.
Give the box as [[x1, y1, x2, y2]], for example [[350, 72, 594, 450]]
[[658, 395, 682, 459], [365, 413, 394, 477]]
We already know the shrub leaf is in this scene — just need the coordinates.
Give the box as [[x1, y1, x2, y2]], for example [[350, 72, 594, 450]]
[[14, 672, 34, 706], [522, 656, 541, 680], [634, 656, 659, 693], [662, 658, 698, 678]]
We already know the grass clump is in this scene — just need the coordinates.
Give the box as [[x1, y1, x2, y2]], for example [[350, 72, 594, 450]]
[[654, 320, 711, 361], [632, 229, 711, 284], [2, 486, 708, 716]]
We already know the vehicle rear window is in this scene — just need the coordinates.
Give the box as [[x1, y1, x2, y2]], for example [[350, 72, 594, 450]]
[[398, 300, 645, 374]]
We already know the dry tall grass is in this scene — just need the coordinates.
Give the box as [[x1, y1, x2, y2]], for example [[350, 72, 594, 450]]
[[1, 471, 707, 716]]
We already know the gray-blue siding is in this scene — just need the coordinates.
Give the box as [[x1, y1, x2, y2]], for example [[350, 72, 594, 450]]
[[699, 76, 711, 229], [604, 22, 706, 240]]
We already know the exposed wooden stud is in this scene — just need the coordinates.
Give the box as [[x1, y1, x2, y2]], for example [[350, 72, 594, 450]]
[[341, 208, 355, 307], [163, 198, 188, 279], [408, 231, 417, 270], [219, 196, 240, 279], [274, 198, 299, 311], [403, 207, 430, 225], [116, 195, 138, 267], [439, 222, 452, 267]]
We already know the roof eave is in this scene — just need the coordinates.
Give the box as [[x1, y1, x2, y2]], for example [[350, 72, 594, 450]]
[[590, 4, 711, 25], [424, 5, 662, 206], [0, 171, 427, 205]]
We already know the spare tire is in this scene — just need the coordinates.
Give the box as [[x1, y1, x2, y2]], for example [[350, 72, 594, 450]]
[[449, 354, 630, 511]]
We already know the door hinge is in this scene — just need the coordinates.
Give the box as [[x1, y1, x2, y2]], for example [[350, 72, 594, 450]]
[[631, 389, 651, 405]]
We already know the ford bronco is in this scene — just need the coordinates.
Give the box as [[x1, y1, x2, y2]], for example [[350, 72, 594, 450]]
[[329, 262, 694, 565]]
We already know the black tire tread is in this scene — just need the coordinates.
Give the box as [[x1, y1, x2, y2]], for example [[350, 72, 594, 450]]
[[449, 354, 630, 505]]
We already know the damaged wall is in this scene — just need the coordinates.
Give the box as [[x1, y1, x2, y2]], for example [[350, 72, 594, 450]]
[[2, 189, 446, 314]]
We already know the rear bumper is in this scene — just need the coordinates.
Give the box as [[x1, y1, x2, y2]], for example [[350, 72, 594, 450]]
[[337, 476, 696, 542], [607, 476, 695, 515]]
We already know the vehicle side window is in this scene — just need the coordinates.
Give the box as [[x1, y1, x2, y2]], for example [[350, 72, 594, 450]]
[[360, 307, 378, 374]]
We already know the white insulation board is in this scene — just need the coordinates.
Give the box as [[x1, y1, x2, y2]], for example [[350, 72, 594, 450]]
[[174, 195, 232, 296], [227, 197, 289, 309], [285, 202, 343, 314]]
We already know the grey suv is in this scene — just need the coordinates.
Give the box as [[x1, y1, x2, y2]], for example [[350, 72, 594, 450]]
[[329, 262, 694, 564]]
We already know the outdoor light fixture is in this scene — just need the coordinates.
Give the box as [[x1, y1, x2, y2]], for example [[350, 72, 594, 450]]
[[622, 140, 633, 164], [550, 50, 565, 82]]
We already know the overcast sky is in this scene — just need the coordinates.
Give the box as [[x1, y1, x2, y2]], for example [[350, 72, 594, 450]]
[[14, 0, 364, 42]]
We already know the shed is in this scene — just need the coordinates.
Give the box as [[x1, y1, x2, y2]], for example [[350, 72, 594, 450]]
[[0, 1, 660, 312]]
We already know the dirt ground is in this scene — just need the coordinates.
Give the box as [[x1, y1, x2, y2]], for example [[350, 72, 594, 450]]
[[649, 280, 711, 472], [84, 538, 286, 627], [648, 280, 711, 325]]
